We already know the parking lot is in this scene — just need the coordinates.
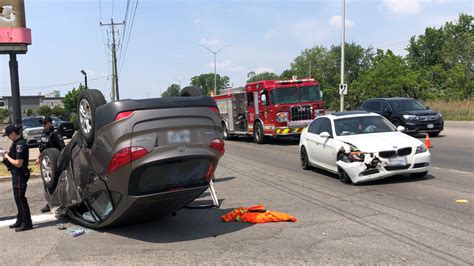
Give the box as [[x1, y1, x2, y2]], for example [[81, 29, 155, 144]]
[[0, 121, 472, 264]]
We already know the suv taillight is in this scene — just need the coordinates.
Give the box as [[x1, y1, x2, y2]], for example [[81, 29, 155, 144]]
[[115, 111, 134, 121], [107, 146, 148, 173], [208, 107, 219, 113], [209, 139, 225, 155]]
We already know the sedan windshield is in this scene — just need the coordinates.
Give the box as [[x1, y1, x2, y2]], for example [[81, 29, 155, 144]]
[[334, 116, 396, 136], [389, 99, 427, 111], [271, 86, 322, 105]]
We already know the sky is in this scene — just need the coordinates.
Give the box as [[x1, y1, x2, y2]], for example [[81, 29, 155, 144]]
[[0, 0, 471, 100]]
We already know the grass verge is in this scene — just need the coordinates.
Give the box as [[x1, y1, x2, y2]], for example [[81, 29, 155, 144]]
[[0, 161, 40, 177], [425, 100, 474, 121]]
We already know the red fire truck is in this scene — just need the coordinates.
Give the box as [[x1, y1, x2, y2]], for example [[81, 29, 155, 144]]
[[213, 78, 325, 144]]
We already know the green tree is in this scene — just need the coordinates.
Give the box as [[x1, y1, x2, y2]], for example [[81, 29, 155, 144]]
[[406, 13, 473, 100], [348, 49, 420, 109], [51, 106, 67, 118], [63, 84, 86, 114], [70, 113, 79, 130], [190, 73, 230, 95], [161, 84, 181, 97], [247, 72, 279, 82], [37, 105, 52, 116], [283, 44, 373, 110], [25, 109, 35, 116], [0, 108, 9, 122]]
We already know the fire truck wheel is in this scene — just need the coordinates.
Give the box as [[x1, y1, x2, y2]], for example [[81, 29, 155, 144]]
[[222, 123, 233, 140], [300, 146, 312, 170], [253, 122, 266, 144]]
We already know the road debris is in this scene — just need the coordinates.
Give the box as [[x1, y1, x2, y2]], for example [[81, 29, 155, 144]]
[[222, 205, 297, 223]]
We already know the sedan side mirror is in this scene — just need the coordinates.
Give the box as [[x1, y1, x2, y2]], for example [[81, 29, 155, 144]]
[[397, 126, 405, 132], [319, 131, 331, 138]]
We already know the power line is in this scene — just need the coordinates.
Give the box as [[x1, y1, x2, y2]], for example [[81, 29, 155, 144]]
[[0, 76, 111, 91], [119, 0, 139, 74], [118, 0, 131, 64]]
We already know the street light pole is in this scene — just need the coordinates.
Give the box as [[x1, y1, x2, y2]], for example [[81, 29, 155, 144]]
[[199, 44, 230, 95], [81, 70, 88, 89], [340, 0, 346, 112]]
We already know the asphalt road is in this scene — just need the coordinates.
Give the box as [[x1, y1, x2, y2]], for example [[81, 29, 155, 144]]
[[0, 122, 472, 264]]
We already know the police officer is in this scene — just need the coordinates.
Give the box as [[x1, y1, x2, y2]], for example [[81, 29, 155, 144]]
[[2, 124, 33, 232], [35, 116, 65, 213]]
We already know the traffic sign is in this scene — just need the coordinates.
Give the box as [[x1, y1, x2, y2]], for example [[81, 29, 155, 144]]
[[339, 84, 348, 95]]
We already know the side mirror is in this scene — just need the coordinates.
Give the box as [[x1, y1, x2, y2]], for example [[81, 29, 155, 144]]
[[426, 106, 430, 109], [397, 126, 405, 132], [319, 131, 331, 138], [383, 108, 392, 115]]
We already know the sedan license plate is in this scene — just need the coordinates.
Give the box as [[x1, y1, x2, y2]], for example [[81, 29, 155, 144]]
[[167, 130, 191, 144], [427, 124, 434, 129], [389, 157, 407, 166]]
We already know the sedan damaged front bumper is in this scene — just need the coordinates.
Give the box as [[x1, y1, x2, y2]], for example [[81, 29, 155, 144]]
[[336, 152, 431, 184]]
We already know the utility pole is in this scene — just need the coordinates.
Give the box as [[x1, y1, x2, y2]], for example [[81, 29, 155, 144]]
[[101, 19, 124, 101]]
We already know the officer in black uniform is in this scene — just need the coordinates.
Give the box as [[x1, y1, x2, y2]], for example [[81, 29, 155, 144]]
[[2, 124, 33, 232], [36, 116, 65, 213]]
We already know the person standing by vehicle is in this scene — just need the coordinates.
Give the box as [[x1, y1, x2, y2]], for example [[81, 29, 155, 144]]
[[2, 124, 33, 232], [35, 116, 65, 213]]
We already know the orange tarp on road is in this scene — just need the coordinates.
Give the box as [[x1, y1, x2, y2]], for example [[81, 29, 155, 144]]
[[221, 205, 297, 224]]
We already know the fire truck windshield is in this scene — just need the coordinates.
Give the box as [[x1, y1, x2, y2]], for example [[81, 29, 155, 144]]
[[271, 86, 322, 105]]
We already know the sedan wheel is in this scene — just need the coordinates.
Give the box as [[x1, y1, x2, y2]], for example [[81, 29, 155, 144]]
[[337, 153, 352, 184], [300, 147, 312, 170]]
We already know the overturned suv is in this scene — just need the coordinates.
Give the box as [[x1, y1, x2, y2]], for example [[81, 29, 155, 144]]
[[39, 87, 224, 228]]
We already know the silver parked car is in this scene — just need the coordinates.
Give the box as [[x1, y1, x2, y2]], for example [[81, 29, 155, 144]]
[[22, 116, 44, 146]]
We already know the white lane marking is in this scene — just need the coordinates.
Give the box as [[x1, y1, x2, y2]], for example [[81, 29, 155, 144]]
[[0, 213, 57, 228], [432, 166, 473, 175]]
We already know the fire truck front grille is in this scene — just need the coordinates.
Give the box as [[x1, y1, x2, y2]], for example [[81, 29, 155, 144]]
[[291, 105, 312, 121]]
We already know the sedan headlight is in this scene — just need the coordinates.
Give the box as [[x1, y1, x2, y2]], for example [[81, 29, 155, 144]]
[[415, 144, 428, 154], [403, 115, 417, 120], [276, 112, 289, 123], [22, 131, 29, 138], [349, 151, 365, 161], [436, 113, 442, 119]]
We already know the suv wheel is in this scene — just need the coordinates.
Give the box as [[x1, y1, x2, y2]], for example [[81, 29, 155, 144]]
[[180, 86, 203, 97], [77, 89, 106, 147], [40, 148, 61, 194]]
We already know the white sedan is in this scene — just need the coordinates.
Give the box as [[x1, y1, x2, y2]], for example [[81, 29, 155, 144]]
[[299, 111, 431, 184]]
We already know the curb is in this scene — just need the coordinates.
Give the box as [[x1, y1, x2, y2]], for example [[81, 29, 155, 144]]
[[0, 174, 40, 182]]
